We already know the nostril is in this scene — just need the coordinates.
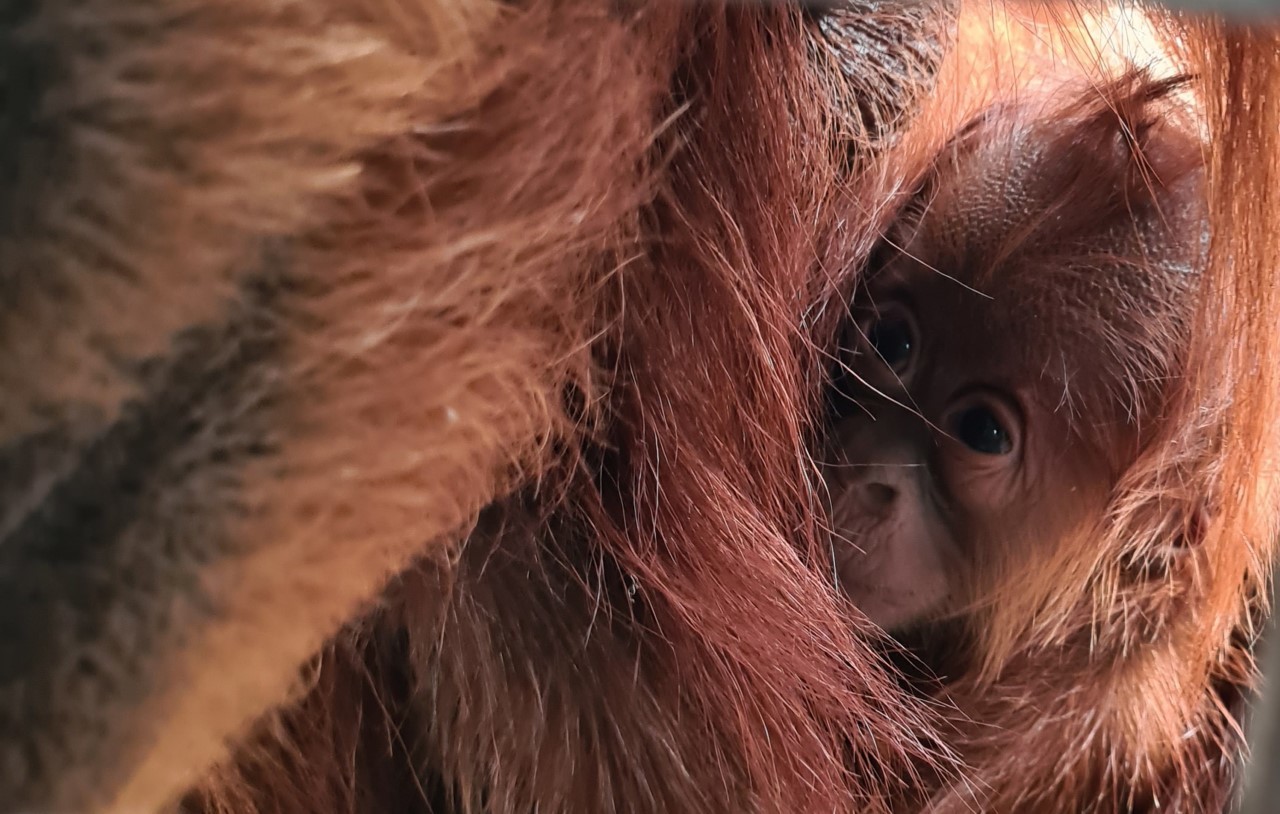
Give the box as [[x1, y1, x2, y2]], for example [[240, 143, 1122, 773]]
[[860, 482, 897, 513]]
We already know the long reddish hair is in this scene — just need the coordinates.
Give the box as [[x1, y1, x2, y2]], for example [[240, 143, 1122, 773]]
[[1, 2, 1278, 814]]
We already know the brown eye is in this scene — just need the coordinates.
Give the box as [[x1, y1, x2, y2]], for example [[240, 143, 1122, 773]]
[[860, 308, 916, 375], [953, 405, 1012, 455], [867, 318, 913, 370], [944, 392, 1022, 460]]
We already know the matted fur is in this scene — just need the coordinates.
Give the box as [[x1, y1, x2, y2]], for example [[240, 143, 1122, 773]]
[[0, 2, 1277, 814]]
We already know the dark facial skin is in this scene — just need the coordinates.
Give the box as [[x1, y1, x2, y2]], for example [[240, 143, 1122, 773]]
[[822, 88, 1199, 634], [824, 259, 1118, 632]]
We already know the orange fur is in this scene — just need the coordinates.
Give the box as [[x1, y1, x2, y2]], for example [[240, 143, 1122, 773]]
[[0, 2, 1277, 814], [831, 10, 1280, 812]]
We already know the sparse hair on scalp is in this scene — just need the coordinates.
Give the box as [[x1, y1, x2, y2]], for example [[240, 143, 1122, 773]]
[[889, 70, 1203, 452]]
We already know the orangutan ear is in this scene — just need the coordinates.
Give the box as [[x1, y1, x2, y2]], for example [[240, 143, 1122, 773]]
[[1117, 497, 1213, 588], [1173, 501, 1212, 550], [1151, 500, 1214, 594]]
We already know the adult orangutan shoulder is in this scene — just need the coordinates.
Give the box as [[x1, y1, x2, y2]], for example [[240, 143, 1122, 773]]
[[0, 1, 956, 812]]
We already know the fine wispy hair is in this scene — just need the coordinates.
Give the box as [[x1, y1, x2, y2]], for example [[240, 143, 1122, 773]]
[[841, 23, 1280, 813], [1, 1, 1278, 814]]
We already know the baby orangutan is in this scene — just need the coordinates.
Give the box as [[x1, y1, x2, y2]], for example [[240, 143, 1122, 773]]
[[826, 72, 1205, 656], [821, 71, 1254, 809]]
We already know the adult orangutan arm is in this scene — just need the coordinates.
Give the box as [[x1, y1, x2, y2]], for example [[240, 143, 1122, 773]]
[[0, 2, 958, 813], [0, 2, 660, 810]]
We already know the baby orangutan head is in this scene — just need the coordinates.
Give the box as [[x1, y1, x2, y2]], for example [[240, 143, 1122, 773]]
[[824, 72, 1207, 655]]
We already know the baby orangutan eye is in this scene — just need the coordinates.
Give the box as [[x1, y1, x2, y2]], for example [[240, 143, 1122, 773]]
[[945, 394, 1022, 459], [861, 308, 917, 374], [953, 405, 1012, 455]]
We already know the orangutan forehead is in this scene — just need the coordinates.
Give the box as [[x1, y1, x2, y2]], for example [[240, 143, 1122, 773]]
[[918, 123, 1053, 260], [918, 127, 1125, 276], [877, 101, 1206, 430], [899, 97, 1205, 302]]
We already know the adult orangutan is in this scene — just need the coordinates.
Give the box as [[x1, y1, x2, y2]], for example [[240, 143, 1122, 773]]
[[823, 68, 1269, 811], [0, 3, 1278, 814]]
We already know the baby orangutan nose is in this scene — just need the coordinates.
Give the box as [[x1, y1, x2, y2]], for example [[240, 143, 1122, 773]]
[[826, 423, 956, 631], [854, 481, 897, 517]]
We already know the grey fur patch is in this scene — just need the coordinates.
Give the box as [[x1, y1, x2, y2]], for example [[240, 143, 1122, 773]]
[[0, 273, 289, 812]]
